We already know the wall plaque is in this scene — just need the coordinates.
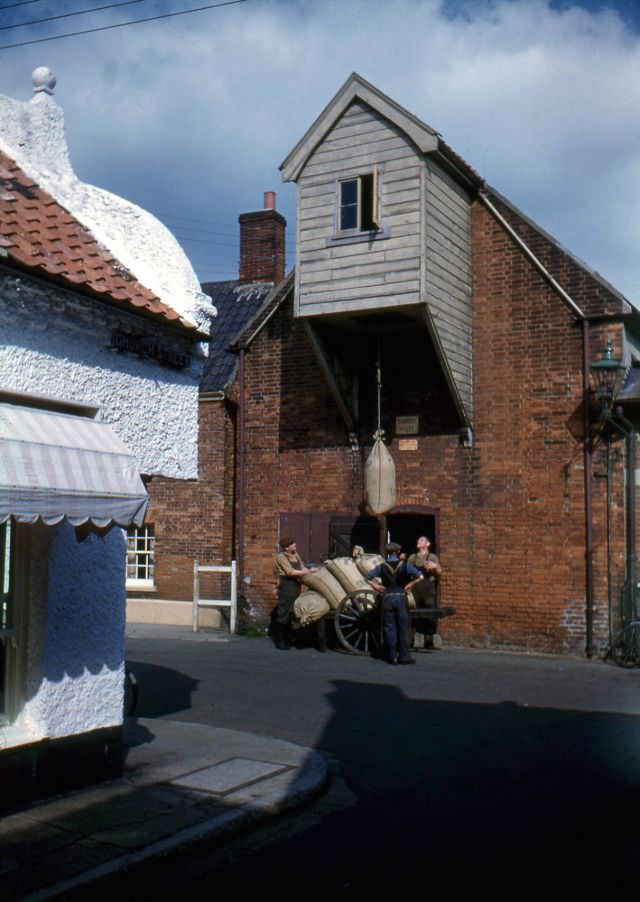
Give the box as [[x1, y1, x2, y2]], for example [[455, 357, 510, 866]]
[[110, 329, 189, 369], [395, 415, 419, 435], [398, 438, 418, 452]]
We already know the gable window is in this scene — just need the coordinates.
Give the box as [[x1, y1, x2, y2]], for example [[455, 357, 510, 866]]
[[339, 173, 378, 232], [126, 524, 155, 589]]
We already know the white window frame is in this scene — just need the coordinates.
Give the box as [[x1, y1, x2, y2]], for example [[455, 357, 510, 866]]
[[337, 170, 379, 234], [126, 524, 156, 590]]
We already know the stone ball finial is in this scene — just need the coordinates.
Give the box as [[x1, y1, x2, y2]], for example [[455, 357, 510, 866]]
[[32, 67, 56, 95]]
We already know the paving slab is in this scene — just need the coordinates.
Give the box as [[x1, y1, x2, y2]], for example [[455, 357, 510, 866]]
[[172, 758, 288, 793]]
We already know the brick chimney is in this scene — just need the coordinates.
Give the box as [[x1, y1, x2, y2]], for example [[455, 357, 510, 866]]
[[238, 192, 286, 284]]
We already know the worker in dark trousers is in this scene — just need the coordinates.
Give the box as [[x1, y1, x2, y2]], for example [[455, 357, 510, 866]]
[[366, 543, 423, 664], [408, 535, 443, 648], [273, 537, 317, 650]]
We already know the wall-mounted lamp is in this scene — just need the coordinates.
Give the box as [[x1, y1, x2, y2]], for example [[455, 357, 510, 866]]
[[590, 339, 626, 419]]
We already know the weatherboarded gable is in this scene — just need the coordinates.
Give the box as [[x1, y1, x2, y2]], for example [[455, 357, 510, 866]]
[[283, 73, 475, 424], [296, 99, 423, 316]]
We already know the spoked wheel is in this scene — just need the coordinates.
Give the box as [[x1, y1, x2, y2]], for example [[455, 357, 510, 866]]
[[610, 621, 640, 668], [334, 590, 381, 656]]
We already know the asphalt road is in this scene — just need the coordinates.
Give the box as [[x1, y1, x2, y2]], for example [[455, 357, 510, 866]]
[[120, 627, 640, 894]]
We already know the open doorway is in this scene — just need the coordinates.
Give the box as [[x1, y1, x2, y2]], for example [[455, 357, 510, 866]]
[[385, 512, 438, 556]]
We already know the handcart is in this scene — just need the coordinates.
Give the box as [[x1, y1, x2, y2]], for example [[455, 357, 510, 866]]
[[314, 587, 456, 656]]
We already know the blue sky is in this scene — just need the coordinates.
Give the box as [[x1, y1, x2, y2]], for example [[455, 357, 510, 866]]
[[1, 0, 639, 301]]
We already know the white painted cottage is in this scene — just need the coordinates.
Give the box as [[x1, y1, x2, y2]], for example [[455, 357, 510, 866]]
[[0, 68, 215, 809]]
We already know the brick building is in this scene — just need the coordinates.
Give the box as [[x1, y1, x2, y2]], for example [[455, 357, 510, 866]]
[[229, 74, 638, 656], [133, 73, 639, 656]]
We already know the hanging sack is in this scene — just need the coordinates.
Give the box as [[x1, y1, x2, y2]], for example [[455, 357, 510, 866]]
[[364, 430, 396, 515]]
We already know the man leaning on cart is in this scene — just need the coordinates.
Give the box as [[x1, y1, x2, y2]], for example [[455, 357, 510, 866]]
[[273, 536, 318, 650]]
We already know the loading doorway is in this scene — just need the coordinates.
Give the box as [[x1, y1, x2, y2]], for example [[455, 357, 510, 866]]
[[384, 510, 438, 556]]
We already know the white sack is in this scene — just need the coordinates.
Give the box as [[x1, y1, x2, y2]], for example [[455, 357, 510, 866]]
[[301, 566, 346, 610], [325, 557, 371, 594], [293, 591, 331, 626], [364, 433, 396, 515]]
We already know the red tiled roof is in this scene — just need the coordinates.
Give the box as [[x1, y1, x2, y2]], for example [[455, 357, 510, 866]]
[[0, 151, 200, 334]]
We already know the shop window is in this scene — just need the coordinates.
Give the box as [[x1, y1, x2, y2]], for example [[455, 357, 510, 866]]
[[0, 521, 23, 724], [126, 524, 155, 589], [339, 172, 379, 232], [0, 521, 13, 719]]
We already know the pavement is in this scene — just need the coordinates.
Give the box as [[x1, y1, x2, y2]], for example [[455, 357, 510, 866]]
[[0, 674, 328, 900]]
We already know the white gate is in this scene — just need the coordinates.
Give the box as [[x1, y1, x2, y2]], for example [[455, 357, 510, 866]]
[[192, 560, 237, 634]]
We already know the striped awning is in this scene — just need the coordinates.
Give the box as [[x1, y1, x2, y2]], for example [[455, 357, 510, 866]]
[[0, 403, 148, 527]]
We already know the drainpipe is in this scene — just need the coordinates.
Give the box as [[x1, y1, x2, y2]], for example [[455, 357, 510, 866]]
[[605, 432, 613, 650], [238, 347, 246, 585], [582, 320, 595, 657], [625, 417, 637, 622], [613, 407, 637, 623]]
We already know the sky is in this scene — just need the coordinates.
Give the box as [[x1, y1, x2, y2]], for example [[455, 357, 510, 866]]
[[1, 0, 639, 302]]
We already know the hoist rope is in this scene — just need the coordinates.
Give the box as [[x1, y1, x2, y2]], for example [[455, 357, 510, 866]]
[[376, 340, 382, 436]]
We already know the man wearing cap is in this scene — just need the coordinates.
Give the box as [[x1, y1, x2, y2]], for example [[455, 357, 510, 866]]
[[365, 543, 423, 665], [273, 537, 317, 650], [408, 535, 443, 648]]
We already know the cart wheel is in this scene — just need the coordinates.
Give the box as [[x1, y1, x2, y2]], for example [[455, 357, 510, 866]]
[[334, 590, 380, 656]]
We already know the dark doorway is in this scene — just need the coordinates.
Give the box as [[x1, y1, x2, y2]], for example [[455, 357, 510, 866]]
[[385, 513, 437, 555], [329, 515, 380, 557]]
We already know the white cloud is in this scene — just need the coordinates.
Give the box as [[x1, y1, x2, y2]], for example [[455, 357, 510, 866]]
[[1, 0, 639, 296]]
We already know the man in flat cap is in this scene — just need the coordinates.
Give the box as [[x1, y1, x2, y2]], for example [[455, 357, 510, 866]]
[[273, 536, 317, 650], [366, 542, 423, 665]]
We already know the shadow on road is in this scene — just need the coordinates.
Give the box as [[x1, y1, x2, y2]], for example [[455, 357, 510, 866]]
[[125, 659, 199, 718], [116, 672, 640, 893], [310, 679, 639, 888]]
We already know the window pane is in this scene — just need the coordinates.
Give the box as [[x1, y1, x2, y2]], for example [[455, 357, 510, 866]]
[[0, 522, 13, 717], [2, 524, 11, 596], [341, 179, 357, 205], [126, 525, 155, 585], [340, 179, 358, 231], [1, 523, 13, 633]]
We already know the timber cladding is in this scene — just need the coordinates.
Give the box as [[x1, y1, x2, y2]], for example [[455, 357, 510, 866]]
[[296, 100, 424, 317], [236, 196, 626, 654]]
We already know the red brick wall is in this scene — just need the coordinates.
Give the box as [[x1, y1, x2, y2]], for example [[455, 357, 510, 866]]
[[473, 201, 625, 651], [138, 397, 235, 601], [142, 194, 628, 653], [235, 198, 627, 653]]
